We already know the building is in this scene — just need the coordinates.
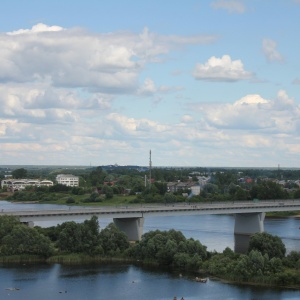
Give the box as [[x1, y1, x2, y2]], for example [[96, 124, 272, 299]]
[[56, 174, 79, 187], [167, 181, 200, 195], [1, 179, 53, 191]]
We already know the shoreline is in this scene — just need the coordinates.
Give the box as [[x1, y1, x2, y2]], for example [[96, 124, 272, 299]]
[[1, 255, 299, 291]]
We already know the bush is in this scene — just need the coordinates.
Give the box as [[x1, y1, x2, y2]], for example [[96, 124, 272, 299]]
[[66, 197, 75, 204]]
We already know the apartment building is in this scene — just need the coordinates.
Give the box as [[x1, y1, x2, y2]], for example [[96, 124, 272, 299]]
[[56, 174, 79, 187]]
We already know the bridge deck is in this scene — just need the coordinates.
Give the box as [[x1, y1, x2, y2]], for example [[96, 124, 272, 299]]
[[1, 199, 300, 221]]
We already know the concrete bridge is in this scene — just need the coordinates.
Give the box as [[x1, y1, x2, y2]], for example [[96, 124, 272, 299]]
[[1, 199, 300, 241]]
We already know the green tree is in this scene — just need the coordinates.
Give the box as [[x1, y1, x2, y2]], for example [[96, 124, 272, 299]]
[[57, 221, 83, 253], [0, 215, 20, 241], [56, 216, 101, 254], [248, 232, 286, 259], [81, 216, 102, 254], [99, 223, 129, 255], [12, 168, 27, 179], [1, 225, 54, 257], [250, 181, 287, 200]]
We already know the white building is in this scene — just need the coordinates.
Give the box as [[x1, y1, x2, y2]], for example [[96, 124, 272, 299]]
[[190, 184, 201, 196], [56, 174, 79, 187], [1, 179, 53, 191]]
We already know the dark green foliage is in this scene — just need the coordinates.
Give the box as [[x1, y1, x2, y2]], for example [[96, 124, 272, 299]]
[[57, 216, 102, 254], [82, 192, 102, 203], [248, 232, 286, 259], [88, 167, 106, 186], [66, 197, 75, 204], [1, 225, 54, 257], [12, 168, 28, 179], [128, 229, 207, 269], [283, 251, 300, 268], [0, 215, 20, 241], [102, 185, 113, 199], [49, 184, 71, 192], [98, 223, 129, 255], [249, 181, 288, 200], [71, 187, 85, 195]]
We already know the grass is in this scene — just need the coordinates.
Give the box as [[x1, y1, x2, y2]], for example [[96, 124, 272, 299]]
[[38, 194, 137, 206], [0, 190, 137, 206]]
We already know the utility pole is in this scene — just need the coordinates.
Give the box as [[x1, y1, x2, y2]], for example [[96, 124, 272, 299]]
[[149, 150, 152, 189]]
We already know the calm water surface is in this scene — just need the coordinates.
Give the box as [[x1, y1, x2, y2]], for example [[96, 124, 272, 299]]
[[1, 201, 300, 299], [1, 264, 300, 300]]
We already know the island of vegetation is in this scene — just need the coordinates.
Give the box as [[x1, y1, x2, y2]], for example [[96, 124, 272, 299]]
[[0, 214, 299, 289]]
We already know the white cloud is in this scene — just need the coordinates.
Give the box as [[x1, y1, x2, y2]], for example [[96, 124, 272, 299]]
[[106, 113, 169, 136], [192, 91, 300, 134], [0, 84, 111, 124], [193, 55, 252, 82], [211, 0, 246, 14], [1, 90, 300, 166], [137, 78, 157, 96], [262, 38, 284, 62], [181, 115, 194, 123], [0, 24, 217, 94], [7, 23, 64, 35]]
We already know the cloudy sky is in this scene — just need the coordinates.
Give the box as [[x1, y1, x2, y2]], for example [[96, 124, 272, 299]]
[[1, 0, 300, 168]]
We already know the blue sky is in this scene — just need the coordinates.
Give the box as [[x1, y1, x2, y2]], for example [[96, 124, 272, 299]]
[[1, 0, 300, 167]]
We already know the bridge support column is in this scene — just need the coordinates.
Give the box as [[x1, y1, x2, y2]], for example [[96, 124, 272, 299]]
[[234, 212, 265, 235], [113, 217, 144, 241], [22, 221, 34, 228]]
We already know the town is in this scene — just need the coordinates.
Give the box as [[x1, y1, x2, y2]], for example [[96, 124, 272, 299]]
[[1, 165, 300, 207]]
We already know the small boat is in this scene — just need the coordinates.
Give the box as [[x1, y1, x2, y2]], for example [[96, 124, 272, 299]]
[[195, 277, 207, 283]]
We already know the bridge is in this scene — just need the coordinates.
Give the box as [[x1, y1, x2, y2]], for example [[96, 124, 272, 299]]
[[1, 199, 300, 241]]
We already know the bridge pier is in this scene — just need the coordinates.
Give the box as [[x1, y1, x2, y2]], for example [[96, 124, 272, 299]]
[[113, 217, 144, 241], [21, 221, 34, 228], [234, 212, 265, 235]]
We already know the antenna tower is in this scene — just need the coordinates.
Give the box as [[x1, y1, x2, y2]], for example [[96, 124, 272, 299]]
[[149, 150, 152, 189]]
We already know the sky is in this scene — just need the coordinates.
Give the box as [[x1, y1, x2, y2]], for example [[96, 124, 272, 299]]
[[1, 0, 300, 168]]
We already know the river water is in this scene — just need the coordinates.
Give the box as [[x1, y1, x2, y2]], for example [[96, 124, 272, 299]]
[[1, 201, 300, 299]]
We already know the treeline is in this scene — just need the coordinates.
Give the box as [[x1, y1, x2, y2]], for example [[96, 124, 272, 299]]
[[5, 178, 299, 205], [3, 166, 300, 205], [0, 215, 300, 288]]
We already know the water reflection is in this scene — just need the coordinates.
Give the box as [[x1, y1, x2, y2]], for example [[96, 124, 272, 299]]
[[1, 264, 299, 300], [234, 234, 251, 253]]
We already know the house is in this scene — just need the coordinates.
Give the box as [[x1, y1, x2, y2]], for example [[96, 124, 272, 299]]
[[167, 181, 200, 195]]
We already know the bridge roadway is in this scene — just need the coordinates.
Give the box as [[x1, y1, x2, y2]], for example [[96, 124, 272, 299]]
[[2, 199, 300, 240]]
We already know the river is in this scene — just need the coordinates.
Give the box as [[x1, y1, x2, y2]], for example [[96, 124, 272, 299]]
[[0, 201, 300, 299]]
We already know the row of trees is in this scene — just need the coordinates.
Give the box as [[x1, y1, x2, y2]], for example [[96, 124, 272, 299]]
[[205, 234, 300, 286]]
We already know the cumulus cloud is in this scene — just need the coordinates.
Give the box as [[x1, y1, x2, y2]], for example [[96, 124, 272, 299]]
[[193, 55, 253, 82], [211, 0, 246, 14], [0, 24, 217, 94], [7, 23, 64, 35], [137, 78, 157, 96], [0, 84, 111, 124], [262, 38, 284, 62], [106, 113, 169, 136], [192, 91, 299, 134]]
